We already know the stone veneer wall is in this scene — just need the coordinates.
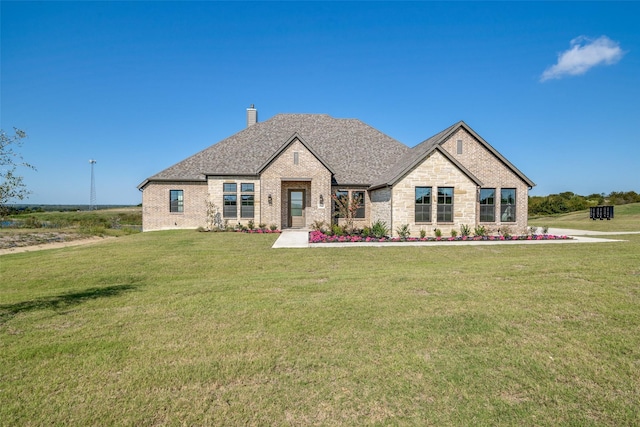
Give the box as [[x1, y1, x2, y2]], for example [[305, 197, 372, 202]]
[[391, 150, 477, 237], [369, 187, 392, 228], [260, 139, 332, 229], [208, 176, 261, 228], [141, 181, 208, 231], [441, 128, 530, 233]]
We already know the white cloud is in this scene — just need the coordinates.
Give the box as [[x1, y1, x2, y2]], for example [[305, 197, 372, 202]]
[[540, 35, 625, 82]]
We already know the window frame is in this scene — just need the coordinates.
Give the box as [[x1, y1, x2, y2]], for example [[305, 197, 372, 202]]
[[437, 187, 454, 222], [240, 183, 255, 218], [500, 188, 516, 222], [333, 190, 349, 219], [479, 188, 496, 222], [169, 189, 184, 213], [415, 186, 432, 223], [223, 183, 238, 218], [353, 191, 365, 219]]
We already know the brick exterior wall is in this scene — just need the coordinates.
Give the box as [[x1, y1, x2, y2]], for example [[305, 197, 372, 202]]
[[391, 150, 477, 237], [141, 127, 532, 235], [208, 176, 261, 228], [441, 128, 530, 234], [260, 139, 332, 229], [141, 181, 208, 231]]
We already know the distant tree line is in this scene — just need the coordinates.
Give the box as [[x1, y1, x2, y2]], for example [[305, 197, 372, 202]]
[[529, 191, 640, 216]]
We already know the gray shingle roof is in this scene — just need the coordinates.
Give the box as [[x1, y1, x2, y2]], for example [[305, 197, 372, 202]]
[[139, 114, 411, 188], [138, 115, 534, 191]]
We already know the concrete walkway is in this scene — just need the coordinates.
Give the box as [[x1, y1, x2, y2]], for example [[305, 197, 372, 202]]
[[272, 229, 310, 248], [272, 228, 636, 249]]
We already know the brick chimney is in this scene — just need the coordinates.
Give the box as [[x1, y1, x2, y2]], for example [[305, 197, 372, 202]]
[[246, 104, 257, 127]]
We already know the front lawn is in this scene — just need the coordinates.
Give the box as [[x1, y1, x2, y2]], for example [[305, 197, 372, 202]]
[[1, 229, 639, 425]]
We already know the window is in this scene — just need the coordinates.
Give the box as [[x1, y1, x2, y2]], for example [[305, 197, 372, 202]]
[[223, 183, 237, 218], [333, 190, 348, 218], [353, 191, 365, 219], [479, 188, 495, 222], [333, 190, 365, 219], [415, 187, 432, 222], [437, 187, 453, 222], [241, 183, 254, 218], [293, 152, 299, 165], [457, 139, 463, 154], [500, 189, 516, 222], [170, 190, 183, 213]]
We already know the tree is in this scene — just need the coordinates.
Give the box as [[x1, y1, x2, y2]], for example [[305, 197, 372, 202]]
[[1, 128, 36, 217], [332, 191, 362, 234]]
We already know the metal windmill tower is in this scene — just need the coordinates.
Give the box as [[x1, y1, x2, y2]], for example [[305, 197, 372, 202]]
[[89, 159, 97, 210]]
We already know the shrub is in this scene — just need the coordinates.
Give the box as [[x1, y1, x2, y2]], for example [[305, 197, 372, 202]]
[[450, 229, 458, 238], [110, 216, 121, 230], [500, 226, 512, 238], [396, 224, 410, 239], [371, 220, 389, 239], [362, 226, 372, 238], [460, 224, 471, 237], [269, 224, 278, 231], [258, 223, 266, 229], [529, 226, 538, 235], [420, 228, 426, 239], [23, 216, 43, 228], [542, 226, 549, 235], [434, 228, 442, 238], [331, 224, 345, 237], [474, 225, 487, 237], [248, 220, 255, 230]]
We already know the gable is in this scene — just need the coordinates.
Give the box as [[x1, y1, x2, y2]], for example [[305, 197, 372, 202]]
[[370, 121, 534, 189], [390, 146, 482, 189], [440, 125, 535, 188], [257, 133, 334, 175], [259, 136, 333, 180]]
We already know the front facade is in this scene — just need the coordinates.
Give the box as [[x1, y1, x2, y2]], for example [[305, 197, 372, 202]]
[[138, 108, 535, 236]]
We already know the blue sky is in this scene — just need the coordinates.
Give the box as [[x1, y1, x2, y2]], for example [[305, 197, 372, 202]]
[[2, 1, 638, 205]]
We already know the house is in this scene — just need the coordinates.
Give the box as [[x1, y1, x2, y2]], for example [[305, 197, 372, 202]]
[[138, 106, 535, 236]]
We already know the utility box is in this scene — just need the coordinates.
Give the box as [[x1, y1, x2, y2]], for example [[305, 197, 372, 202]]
[[590, 206, 614, 220]]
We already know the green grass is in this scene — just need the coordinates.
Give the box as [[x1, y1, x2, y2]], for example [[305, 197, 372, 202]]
[[1, 217, 639, 425], [529, 202, 640, 232]]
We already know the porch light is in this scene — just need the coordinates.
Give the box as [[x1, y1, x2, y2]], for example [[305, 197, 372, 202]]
[[268, 194, 273, 205]]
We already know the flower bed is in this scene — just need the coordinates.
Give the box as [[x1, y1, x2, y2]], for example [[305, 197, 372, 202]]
[[238, 228, 281, 234], [309, 230, 570, 243]]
